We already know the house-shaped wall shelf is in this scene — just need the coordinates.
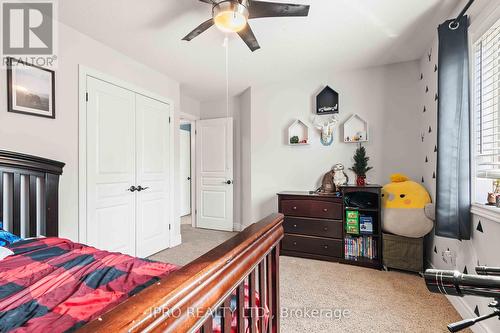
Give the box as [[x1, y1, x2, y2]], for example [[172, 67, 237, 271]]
[[288, 119, 310, 145], [343, 114, 368, 143], [316, 86, 339, 114]]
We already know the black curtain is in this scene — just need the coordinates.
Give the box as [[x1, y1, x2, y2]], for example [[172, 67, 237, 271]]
[[436, 15, 471, 240]]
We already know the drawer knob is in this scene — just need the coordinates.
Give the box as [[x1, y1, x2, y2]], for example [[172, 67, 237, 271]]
[[323, 208, 328, 212], [293, 206, 297, 210], [293, 224, 297, 228], [293, 242, 297, 246], [323, 227, 328, 231], [324, 245, 328, 249]]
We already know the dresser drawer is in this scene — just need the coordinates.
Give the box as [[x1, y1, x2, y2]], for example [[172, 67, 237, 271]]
[[282, 234, 342, 258], [284, 217, 343, 239], [281, 199, 342, 219]]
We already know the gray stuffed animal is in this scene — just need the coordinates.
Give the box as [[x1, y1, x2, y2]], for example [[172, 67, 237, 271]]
[[332, 163, 349, 189]]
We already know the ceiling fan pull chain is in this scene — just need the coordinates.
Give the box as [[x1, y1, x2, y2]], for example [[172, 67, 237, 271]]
[[224, 34, 230, 119]]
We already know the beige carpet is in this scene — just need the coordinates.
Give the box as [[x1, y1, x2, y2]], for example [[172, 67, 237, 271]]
[[280, 256, 465, 332], [181, 215, 192, 225], [151, 225, 465, 332], [149, 224, 236, 266]]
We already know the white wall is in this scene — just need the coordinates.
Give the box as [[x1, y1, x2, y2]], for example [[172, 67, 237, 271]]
[[180, 92, 201, 118], [240, 88, 252, 228], [246, 61, 422, 224], [0, 21, 182, 243], [200, 97, 243, 230], [200, 97, 240, 120]]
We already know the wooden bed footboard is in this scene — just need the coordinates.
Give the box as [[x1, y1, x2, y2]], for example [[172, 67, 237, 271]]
[[80, 213, 284, 333]]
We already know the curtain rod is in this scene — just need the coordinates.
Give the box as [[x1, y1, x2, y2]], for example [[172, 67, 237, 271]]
[[451, 0, 475, 26]]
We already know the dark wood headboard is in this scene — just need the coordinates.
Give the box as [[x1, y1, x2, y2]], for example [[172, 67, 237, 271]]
[[0, 150, 64, 237]]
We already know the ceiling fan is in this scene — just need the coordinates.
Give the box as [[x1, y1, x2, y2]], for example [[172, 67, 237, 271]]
[[182, 0, 310, 52]]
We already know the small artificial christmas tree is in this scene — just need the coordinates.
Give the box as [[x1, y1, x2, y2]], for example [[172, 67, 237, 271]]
[[349, 145, 373, 185]]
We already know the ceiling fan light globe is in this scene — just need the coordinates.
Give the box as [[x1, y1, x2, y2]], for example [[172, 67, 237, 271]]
[[214, 12, 247, 33], [213, 1, 249, 33]]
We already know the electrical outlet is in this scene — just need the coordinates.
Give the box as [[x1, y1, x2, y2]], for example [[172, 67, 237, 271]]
[[442, 249, 457, 268]]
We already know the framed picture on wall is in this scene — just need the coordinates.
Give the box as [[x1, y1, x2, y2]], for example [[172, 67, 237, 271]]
[[7, 58, 55, 119]]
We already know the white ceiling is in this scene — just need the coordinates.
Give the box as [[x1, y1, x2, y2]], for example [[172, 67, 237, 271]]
[[57, 0, 459, 101]]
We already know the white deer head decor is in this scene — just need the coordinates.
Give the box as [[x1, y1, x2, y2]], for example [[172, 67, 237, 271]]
[[313, 115, 338, 146]]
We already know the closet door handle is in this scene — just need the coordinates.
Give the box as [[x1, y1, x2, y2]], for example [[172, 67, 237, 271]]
[[137, 186, 149, 192], [127, 186, 138, 192]]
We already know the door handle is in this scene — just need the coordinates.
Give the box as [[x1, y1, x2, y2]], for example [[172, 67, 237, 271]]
[[187, 177, 191, 181], [127, 186, 138, 192], [225, 180, 233, 185], [137, 186, 150, 192]]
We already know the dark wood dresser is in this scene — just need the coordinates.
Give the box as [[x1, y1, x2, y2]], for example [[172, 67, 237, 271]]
[[278, 191, 344, 261], [278, 186, 383, 269]]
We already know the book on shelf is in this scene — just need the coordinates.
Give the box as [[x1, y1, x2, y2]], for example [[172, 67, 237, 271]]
[[344, 235, 377, 260], [345, 210, 359, 235], [359, 215, 373, 235]]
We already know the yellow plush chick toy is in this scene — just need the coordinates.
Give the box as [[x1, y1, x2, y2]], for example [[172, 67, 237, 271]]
[[382, 174, 434, 238]]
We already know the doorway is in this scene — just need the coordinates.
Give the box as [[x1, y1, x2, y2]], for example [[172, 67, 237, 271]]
[[179, 113, 197, 228], [178, 115, 234, 231], [180, 120, 192, 219]]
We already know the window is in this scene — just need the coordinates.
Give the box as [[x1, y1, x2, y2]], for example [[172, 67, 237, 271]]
[[474, 18, 500, 203]]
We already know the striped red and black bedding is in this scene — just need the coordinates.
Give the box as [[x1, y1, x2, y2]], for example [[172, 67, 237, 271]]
[[0, 238, 178, 333]]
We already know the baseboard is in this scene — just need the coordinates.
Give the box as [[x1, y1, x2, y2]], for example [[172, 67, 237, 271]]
[[170, 233, 182, 247], [427, 260, 489, 333], [233, 222, 244, 232]]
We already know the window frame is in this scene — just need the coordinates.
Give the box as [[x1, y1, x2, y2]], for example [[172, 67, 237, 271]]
[[470, 3, 500, 219]]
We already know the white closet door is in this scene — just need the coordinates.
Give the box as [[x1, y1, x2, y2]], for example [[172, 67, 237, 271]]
[[135, 94, 171, 258], [86, 77, 136, 256], [196, 118, 233, 231]]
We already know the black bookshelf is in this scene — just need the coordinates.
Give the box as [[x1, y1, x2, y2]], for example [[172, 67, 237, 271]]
[[340, 185, 383, 269]]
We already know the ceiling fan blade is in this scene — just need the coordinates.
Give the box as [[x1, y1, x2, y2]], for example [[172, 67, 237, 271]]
[[199, 0, 216, 4], [248, 0, 310, 19], [182, 19, 214, 41], [237, 24, 261, 52]]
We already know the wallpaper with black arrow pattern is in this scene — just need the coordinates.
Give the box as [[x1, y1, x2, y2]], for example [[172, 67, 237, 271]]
[[419, 39, 500, 332]]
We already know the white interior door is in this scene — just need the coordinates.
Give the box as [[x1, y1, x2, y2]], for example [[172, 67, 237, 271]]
[[135, 94, 171, 258], [86, 77, 136, 256], [196, 118, 233, 231], [180, 128, 191, 217]]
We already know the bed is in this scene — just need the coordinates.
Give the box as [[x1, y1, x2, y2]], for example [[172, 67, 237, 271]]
[[0, 150, 284, 333]]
